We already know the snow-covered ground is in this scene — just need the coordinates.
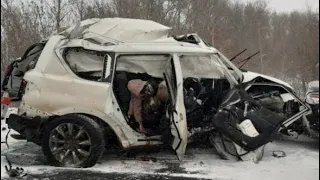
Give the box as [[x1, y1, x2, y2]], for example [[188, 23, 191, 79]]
[[1, 108, 319, 180]]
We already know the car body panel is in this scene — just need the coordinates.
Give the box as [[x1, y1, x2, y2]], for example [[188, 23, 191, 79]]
[[19, 33, 203, 153], [164, 54, 188, 160], [20, 35, 164, 149]]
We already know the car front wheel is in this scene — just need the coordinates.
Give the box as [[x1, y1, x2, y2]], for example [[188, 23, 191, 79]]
[[42, 114, 105, 168]]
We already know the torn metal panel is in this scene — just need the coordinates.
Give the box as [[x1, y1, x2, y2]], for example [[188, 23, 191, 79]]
[[212, 87, 284, 151]]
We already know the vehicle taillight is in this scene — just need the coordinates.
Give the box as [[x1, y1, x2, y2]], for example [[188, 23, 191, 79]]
[[1, 96, 11, 105], [1, 92, 11, 119]]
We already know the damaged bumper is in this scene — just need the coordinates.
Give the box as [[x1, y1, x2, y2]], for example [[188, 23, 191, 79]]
[[6, 114, 43, 144]]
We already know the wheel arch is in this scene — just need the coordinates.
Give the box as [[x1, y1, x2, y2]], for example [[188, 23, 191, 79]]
[[77, 113, 120, 147], [44, 108, 131, 148]]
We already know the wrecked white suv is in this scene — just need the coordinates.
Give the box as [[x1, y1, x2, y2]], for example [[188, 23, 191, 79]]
[[2, 18, 313, 167]]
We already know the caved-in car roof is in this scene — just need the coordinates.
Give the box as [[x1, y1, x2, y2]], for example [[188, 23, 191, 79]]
[[58, 18, 172, 44], [54, 18, 225, 80], [55, 17, 217, 54]]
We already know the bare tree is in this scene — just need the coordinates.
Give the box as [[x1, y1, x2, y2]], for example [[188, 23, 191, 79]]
[[1, 0, 319, 95], [44, 0, 71, 31]]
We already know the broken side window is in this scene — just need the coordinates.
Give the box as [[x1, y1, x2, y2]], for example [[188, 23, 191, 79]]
[[64, 47, 106, 81], [2, 43, 46, 100]]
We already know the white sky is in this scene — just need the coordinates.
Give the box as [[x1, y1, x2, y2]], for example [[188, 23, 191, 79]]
[[236, 0, 319, 12]]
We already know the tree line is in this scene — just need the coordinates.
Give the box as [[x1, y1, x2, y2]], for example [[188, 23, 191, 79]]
[[1, 0, 319, 95]]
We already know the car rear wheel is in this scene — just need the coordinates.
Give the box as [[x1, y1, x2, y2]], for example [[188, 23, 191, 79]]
[[42, 114, 105, 168]]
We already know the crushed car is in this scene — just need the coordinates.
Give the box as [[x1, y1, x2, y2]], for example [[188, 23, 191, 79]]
[[1, 18, 318, 168]]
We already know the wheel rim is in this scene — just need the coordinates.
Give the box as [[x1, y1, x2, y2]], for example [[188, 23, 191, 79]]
[[49, 123, 92, 166]]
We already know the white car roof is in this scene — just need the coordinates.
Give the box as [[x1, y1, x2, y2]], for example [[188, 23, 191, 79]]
[[58, 18, 171, 43], [58, 36, 217, 54], [53, 18, 217, 54]]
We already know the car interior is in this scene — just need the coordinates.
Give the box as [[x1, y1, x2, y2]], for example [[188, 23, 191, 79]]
[[112, 55, 232, 136]]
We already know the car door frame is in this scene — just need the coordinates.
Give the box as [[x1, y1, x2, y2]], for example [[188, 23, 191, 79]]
[[163, 53, 188, 160]]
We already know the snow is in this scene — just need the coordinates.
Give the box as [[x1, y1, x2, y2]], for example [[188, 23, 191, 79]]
[[182, 139, 319, 180], [1, 107, 319, 180]]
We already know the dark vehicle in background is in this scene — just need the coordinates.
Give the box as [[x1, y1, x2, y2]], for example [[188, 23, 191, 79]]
[[301, 81, 319, 138]]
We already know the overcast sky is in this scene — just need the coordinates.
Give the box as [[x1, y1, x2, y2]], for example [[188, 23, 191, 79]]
[[236, 0, 319, 12]]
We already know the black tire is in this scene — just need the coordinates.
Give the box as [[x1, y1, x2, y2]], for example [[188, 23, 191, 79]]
[[209, 132, 238, 161], [42, 114, 105, 168]]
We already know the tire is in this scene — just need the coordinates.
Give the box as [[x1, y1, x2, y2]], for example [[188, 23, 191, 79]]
[[42, 114, 105, 168]]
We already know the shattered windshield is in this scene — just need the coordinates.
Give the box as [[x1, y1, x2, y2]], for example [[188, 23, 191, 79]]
[[179, 54, 225, 79], [179, 54, 238, 86]]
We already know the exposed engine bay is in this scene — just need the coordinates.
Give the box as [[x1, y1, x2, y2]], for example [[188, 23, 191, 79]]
[[246, 85, 301, 119]]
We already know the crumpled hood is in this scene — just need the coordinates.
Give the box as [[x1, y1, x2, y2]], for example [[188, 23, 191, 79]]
[[242, 71, 294, 90], [58, 18, 171, 44]]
